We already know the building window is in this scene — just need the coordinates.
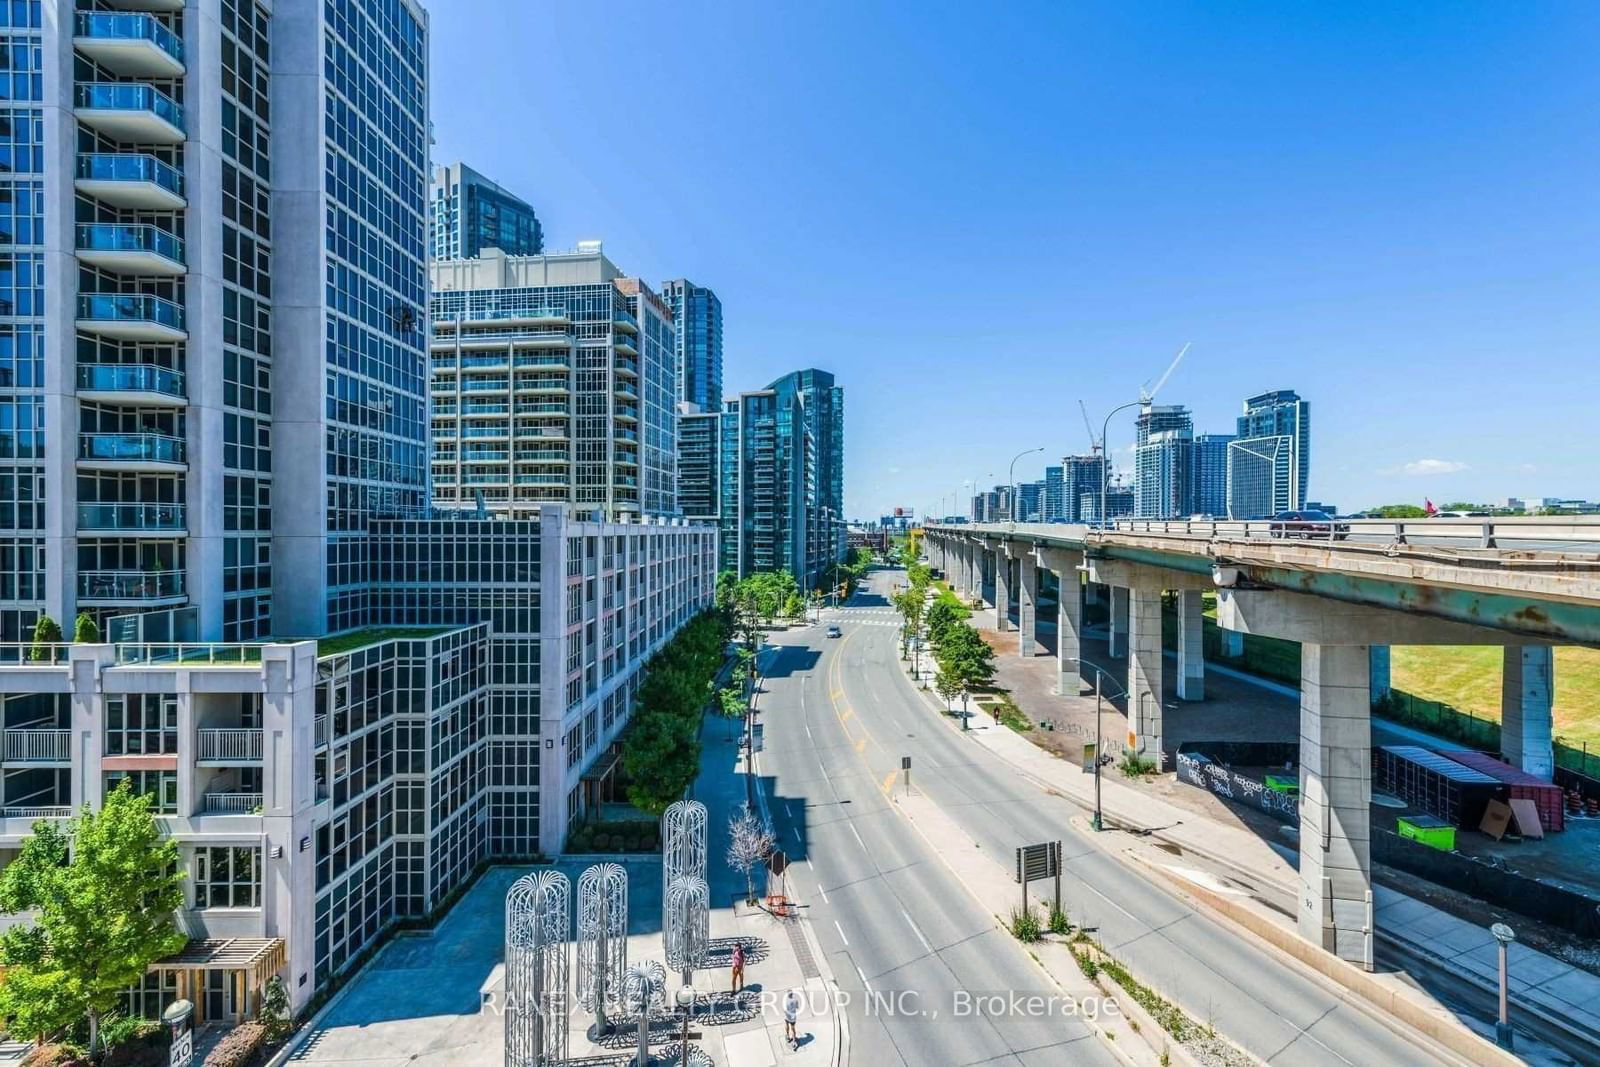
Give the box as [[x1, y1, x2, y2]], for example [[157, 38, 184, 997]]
[[105, 694, 178, 754], [194, 846, 262, 908], [105, 770, 177, 814]]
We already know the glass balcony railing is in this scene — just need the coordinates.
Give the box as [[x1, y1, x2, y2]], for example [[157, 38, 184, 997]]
[[79, 432, 185, 465], [75, 13, 185, 66], [78, 363, 185, 397], [464, 402, 508, 415], [77, 293, 186, 333], [76, 153, 185, 199], [461, 379, 509, 392], [76, 223, 184, 266], [78, 502, 185, 531], [462, 449, 510, 461], [78, 569, 185, 601], [75, 83, 185, 132], [461, 425, 509, 439]]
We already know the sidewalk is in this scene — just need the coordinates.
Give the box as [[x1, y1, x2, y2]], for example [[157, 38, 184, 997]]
[[931, 604, 1600, 1056]]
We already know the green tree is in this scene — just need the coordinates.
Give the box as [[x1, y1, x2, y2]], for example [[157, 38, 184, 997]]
[[935, 624, 996, 718], [622, 709, 699, 815], [892, 588, 925, 660], [934, 671, 963, 713], [1370, 504, 1428, 518], [0, 782, 186, 1053], [925, 598, 966, 650], [71, 613, 100, 644], [28, 616, 61, 663], [717, 683, 746, 741], [782, 592, 806, 621]]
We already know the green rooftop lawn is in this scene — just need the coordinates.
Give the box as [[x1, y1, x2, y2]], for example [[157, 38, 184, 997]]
[[316, 626, 455, 658]]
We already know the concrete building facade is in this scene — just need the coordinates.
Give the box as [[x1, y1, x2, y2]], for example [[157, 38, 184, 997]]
[[429, 246, 678, 521]]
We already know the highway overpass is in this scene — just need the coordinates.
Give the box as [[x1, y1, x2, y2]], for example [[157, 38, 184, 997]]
[[922, 517, 1600, 970]]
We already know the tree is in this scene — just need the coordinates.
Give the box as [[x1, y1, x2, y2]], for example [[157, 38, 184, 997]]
[[892, 588, 925, 660], [622, 709, 700, 815], [72, 613, 100, 644], [726, 805, 775, 905], [782, 592, 806, 621], [925, 598, 966, 650], [935, 624, 995, 718], [258, 975, 291, 1043], [934, 671, 963, 713], [0, 782, 186, 1054], [717, 683, 746, 741], [28, 616, 61, 663], [1369, 504, 1427, 519]]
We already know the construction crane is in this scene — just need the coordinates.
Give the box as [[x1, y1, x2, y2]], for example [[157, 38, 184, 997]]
[[1139, 342, 1191, 406], [1078, 399, 1102, 455]]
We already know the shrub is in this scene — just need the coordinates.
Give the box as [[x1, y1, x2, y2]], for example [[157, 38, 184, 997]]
[[593, 833, 612, 852], [1118, 751, 1158, 778], [22, 1046, 87, 1067], [568, 828, 593, 852], [1008, 906, 1041, 943], [1072, 947, 1099, 980], [203, 1021, 266, 1067], [1047, 903, 1070, 936], [259, 975, 292, 1044], [623, 835, 641, 852], [100, 1016, 169, 1067]]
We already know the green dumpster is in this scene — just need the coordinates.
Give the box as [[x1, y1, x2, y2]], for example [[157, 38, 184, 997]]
[[1397, 815, 1455, 851], [1264, 774, 1299, 796]]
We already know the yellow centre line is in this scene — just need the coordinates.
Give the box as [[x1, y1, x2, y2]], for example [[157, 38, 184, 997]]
[[826, 608, 889, 761]]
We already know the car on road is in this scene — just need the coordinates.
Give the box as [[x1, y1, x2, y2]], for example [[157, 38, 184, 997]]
[[1266, 509, 1350, 540], [825, 625, 842, 638]]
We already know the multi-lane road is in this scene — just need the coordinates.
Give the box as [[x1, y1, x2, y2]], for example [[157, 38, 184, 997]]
[[755, 566, 1461, 1066]]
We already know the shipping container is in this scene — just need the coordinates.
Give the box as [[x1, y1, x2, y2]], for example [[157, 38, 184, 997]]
[[1441, 749, 1565, 832], [1374, 745, 1501, 829]]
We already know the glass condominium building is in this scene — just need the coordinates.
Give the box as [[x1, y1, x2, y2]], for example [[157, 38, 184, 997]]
[[1193, 433, 1235, 518], [1226, 389, 1310, 518], [430, 161, 543, 261], [0, 0, 428, 644], [660, 278, 721, 413], [430, 245, 677, 521], [1133, 405, 1194, 519]]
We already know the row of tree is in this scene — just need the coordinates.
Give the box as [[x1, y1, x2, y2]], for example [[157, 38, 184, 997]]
[[27, 612, 101, 661], [619, 610, 731, 815], [894, 568, 995, 716]]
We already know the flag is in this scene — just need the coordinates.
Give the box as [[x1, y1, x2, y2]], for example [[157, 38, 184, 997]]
[[1423, 498, 1438, 517]]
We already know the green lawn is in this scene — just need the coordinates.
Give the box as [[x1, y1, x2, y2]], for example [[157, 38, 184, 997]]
[[1392, 645, 1600, 749]]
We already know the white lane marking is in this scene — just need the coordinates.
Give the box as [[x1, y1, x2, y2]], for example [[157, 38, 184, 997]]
[[784, 802, 794, 819], [856, 965, 872, 992], [792, 827, 802, 846], [804, 721, 813, 740], [849, 823, 867, 852], [1081, 880, 1140, 923], [834, 920, 849, 946], [902, 909, 932, 952], [819, 883, 830, 904]]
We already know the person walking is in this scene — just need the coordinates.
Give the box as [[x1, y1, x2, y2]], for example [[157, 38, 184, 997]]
[[730, 941, 746, 993], [783, 988, 802, 1050]]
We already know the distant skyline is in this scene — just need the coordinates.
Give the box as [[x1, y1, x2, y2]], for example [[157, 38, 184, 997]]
[[431, 3, 1600, 519]]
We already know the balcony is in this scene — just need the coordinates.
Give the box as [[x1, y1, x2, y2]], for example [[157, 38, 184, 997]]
[[77, 293, 187, 342], [614, 382, 638, 399], [196, 728, 262, 764], [460, 378, 509, 392], [74, 13, 185, 77], [78, 432, 185, 470], [460, 425, 509, 440], [463, 402, 509, 416], [615, 404, 639, 421], [613, 310, 639, 334], [0, 805, 69, 820], [76, 224, 185, 275], [515, 474, 565, 485], [78, 363, 186, 405], [104, 0, 185, 12], [3, 730, 69, 764], [461, 449, 509, 462], [201, 792, 262, 816], [75, 153, 185, 209], [515, 403, 568, 416], [515, 450, 569, 462], [515, 425, 568, 440], [78, 569, 185, 605], [74, 83, 185, 143], [77, 502, 186, 534], [614, 335, 639, 356], [315, 715, 329, 748]]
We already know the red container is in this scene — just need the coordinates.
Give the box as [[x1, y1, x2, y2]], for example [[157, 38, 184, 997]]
[[1441, 750, 1565, 833]]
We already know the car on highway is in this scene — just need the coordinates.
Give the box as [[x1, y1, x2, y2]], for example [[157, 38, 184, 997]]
[[1266, 509, 1351, 540], [825, 625, 842, 638]]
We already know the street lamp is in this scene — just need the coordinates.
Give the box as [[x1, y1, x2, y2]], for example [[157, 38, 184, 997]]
[[1070, 657, 1127, 832], [1491, 923, 1516, 1049], [1097, 401, 1145, 531], [1007, 447, 1044, 527], [675, 984, 698, 1064]]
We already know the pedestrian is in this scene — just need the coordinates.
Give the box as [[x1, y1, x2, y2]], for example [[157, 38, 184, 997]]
[[783, 988, 802, 1049], [730, 941, 746, 993]]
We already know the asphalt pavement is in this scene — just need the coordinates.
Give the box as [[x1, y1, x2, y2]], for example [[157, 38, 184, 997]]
[[754, 566, 1459, 1066]]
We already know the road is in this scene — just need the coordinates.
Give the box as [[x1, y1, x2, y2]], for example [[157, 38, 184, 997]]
[[756, 566, 1457, 1066]]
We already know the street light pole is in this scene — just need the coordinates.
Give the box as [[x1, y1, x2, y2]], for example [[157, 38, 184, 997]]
[[1069, 657, 1127, 832], [1006, 447, 1044, 526], [1098, 400, 1145, 530], [1492, 923, 1516, 1049]]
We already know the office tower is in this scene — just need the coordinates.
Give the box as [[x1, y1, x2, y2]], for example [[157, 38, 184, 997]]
[[1050, 454, 1107, 524], [774, 368, 844, 567], [1133, 405, 1195, 519], [1043, 466, 1065, 521], [430, 161, 543, 261], [1227, 389, 1310, 519], [1193, 433, 1236, 518], [660, 279, 722, 413], [1081, 484, 1135, 523], [430, 246, 677, 521]]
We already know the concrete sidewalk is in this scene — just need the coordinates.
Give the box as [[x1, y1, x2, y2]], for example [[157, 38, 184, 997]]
[[929, 604, 1600, 1056]]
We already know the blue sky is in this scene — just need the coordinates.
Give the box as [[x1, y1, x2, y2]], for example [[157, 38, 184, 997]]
[[431, 2, 1600, 519]]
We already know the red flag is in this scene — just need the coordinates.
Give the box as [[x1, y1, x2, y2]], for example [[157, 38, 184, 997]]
[[1423, 498, 1438, 517]]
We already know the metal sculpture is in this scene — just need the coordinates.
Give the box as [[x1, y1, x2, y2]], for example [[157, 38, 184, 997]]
[[661, 800, 707, 915], [663, 874, 710, 985], [577, 861, 628, 1038], [505, 869, 571, 1067], [621, 959, 667, 1067]]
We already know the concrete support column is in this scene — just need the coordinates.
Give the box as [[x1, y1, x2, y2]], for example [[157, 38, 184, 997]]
[[1045, 550, 1084, 695], [1127, 587, 1163, 760], [1368, 646, 1391, 707], [1018, 553, 1038, 656], [1501, 646, 1555, 780], [1177, 589, 1205, 701], [1298, 643, 1373, 968], [994, 550, 1012, 631], [1108, 585, 1129, 658]]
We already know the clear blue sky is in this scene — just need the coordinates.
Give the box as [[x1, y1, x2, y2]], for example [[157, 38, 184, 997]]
[[431, 2, 1600, 519]]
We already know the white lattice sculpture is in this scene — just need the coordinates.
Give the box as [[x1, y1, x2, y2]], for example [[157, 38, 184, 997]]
[[576, 861, 628, 1035], [505, 869, 571, 1067], [661, 800, 707, 915], [664, 874, 710, 984]]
